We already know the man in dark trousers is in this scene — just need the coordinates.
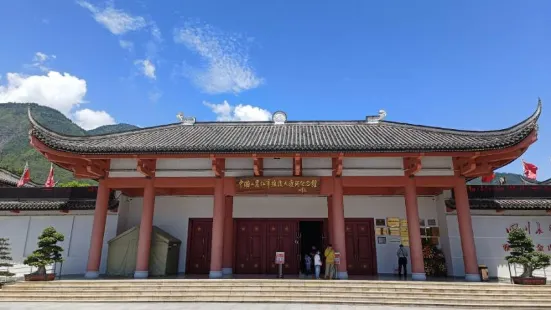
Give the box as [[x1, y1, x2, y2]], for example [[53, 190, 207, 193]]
[[397, 244, 409, 278]]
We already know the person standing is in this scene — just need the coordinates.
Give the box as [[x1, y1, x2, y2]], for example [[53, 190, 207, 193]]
[[397, 244, 409, 277], [324, 244, 335, 279], [314, 250, 322, 279], [304, 253, 313, 277]]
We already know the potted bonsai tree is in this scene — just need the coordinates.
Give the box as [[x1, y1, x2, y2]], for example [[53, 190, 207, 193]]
[[506, 227, 551, 285], [0, 237, 15, 286], [23, 227, 64, 281]]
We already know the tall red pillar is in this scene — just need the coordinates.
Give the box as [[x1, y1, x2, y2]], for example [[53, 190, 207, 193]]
[[134, 179, 156, 278], [454, 177, 481, 281], [85, 179, 110, 279], [222, 196, 234, 276], [209, 177, 226, 278], [327, 197, 334, 244], [404, 176, 426, 281], [332, 177, 348, 279]]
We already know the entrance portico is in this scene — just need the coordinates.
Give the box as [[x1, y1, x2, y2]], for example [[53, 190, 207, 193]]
[[27, 102, 541, 281]]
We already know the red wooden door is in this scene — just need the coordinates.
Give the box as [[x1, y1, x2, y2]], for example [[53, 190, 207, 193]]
[[265, 221, 298, 274], [187, 219, 212, 274], [345, 219, 377, 275], [235, 221, 265, 274]]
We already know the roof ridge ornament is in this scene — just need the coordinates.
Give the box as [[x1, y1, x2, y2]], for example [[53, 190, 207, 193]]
[[272, 111, 287, 125], [176, 112, 196, 125], [366, 109, 387, 124]]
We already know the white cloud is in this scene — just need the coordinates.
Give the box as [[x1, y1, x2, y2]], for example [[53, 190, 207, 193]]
[[174, 21, 263, 94], [0, 70, 117, 130], [119, 40, 134, 51], [77, 0, 147, 35], [34, 52, 48, 63], [134, 59, 156, 80], [148, 89, 162, 103], [29, 52, 56, 72], [0, 71, 86, 116], [203, 100, 271, 121], [150, 23, 162, 42], [73, 108, 116, 130]]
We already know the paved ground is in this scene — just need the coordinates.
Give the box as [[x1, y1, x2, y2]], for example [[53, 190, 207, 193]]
[[0, 303, 475, 310]]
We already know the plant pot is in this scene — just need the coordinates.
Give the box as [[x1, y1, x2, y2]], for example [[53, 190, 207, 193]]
[[512, 276, 547, 285], [24, 273, 55, 281]]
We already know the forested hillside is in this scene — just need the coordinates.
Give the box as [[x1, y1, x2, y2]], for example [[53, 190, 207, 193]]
[[0, 103, 138, 184]]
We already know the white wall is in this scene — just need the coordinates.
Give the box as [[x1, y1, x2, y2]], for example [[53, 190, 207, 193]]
[[435, 192, 454, 276], [122, 195, 438, 275], [446, 213, 551, 279], [234, 196, 327, 218], [0, 211, 118, 277], [122, 196, 214, 274], [345, 196, 438, 274]]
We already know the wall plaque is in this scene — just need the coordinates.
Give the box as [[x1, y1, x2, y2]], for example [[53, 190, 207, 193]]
[[235, 177, 321, 194], [387, 217, 400, 228]]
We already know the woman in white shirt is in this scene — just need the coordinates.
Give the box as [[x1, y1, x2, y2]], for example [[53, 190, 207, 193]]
[[314, 251, 322, 279]]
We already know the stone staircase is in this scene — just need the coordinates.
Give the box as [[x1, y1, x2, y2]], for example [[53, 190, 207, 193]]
[[1, 279, 551, 308]]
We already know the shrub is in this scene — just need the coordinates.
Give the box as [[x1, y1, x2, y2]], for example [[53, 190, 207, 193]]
[[23, 227, 64, 275], [505, 227, 551, 278]]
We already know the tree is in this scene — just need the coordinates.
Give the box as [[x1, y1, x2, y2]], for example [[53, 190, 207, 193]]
[[0, 238, 15, 283], [57, 180, 93, 187], [23, 227, 64, 276], [505, 227, 551, 278]]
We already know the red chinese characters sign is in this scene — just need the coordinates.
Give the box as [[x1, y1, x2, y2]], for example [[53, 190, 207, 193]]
[[235, 177, 321, 195]]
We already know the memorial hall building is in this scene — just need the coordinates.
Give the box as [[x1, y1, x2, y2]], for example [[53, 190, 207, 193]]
[[1, 102, 545, 282]]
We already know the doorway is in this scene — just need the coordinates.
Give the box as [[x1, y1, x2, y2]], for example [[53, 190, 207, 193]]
[[299, 220, 323, 275]]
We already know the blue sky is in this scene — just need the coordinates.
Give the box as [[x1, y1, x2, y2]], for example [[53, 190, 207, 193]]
[[0, 0, 550, 179]]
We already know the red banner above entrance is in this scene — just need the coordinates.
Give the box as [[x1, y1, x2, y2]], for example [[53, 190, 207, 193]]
[[235, 177, 321, 195]]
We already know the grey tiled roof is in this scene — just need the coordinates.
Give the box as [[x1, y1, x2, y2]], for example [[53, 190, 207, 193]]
[[520, 176, 551, 185], [445, 198, 551, 210], [0, 169, 39, 188], [28, 102, 541, 155], [0, 199, 119, 212]]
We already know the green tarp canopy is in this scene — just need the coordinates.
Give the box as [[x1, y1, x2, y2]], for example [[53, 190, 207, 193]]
[[106, 225, 181, 277]]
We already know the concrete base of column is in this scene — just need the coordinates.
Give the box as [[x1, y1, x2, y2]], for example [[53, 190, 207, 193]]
[[465, 273, 481, 282], [84, 271, 99, 279], [337, 271, 348, 279], [133, 271, 149, 279], [412, 273, 427, 281], [209, 270, 223, 279], [222, 268, 233, 275]]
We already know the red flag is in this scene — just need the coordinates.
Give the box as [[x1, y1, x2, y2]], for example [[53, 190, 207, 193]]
[[44, 164, 55, 188], [17, 162, 31, 187], [481, 173, 495, 183], [522, 160, 538, 180]]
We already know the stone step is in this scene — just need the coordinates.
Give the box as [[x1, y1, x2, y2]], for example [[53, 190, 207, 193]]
[[8, 282, 549, 291], [15, 279, 517, 285], [2, 289, 551, 299], [0, 294, 549, 308], [8, 280, 538, 286], [3, 286, 550, 296]]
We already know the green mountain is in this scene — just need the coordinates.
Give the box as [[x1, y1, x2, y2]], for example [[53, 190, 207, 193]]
[[467, 172, 525, 185], [88, 123, 140, 135], [0, 103, 139, 185]]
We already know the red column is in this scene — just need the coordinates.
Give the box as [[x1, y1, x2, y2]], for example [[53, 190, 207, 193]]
[[454, 177, 481, 281], [332, 177, 348, 279], [222, 196, 234, 276], [327, 197, 334, 244], [134, 179, 155, 278], [209, 178, 226, 278], [404, 176, 426, 281], [85, 179, 110, 279]]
